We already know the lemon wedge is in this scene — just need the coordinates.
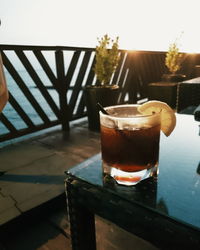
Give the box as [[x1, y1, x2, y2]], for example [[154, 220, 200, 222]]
[[138, 100, 176, 136]]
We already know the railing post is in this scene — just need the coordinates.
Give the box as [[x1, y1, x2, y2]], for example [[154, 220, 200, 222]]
[[55, 49, 70, 131]]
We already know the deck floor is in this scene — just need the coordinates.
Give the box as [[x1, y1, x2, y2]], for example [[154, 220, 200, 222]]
[[0, 118, 157, 250], [0, 118, 101, 225]]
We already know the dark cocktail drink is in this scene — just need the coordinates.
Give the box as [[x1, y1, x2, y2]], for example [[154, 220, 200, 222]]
[[100, 104, 161, 185], [101, 124, 160, 171]]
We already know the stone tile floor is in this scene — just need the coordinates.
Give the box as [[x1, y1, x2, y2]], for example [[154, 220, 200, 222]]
[[0, 118, 100, 226], [0, 118, 157, 250]]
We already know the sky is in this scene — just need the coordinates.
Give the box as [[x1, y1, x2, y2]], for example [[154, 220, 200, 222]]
[[1, 0, 200, 52]]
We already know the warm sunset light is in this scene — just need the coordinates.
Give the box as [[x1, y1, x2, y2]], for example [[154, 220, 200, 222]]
[[1, 0, 200, 52], [1, 2, 200, 250]]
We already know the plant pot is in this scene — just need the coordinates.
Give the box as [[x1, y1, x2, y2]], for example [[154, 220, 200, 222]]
[[84, 85, 120, 131], [161, 74, 186, 83]]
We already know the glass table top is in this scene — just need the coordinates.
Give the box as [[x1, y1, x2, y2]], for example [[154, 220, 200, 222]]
[[67, 114, 200, 231]]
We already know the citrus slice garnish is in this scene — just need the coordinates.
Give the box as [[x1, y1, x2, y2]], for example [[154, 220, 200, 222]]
[[137, 100, 176, 136]]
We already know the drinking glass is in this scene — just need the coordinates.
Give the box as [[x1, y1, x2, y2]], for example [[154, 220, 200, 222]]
[[100, 104, 161, 186]]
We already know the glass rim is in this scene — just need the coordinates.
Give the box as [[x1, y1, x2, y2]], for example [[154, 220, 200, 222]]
[[100, 104, 161, 119]]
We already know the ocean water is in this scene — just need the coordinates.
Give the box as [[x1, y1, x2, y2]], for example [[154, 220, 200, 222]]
[[1, 69, 59, 132], [0, 50, 95, 147]]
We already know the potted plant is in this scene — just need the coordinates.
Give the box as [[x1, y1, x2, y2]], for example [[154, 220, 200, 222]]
[[84, 34, 120, 131], [148, 40, 187, 109], [162, 41, 186, 82]]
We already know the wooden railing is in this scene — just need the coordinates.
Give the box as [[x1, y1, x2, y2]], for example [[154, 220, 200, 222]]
[[0, 44, 200, 143]]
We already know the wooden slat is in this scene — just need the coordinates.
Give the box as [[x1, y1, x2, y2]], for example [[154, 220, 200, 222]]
[[0, 113, 17, 134], [8, 93, 35, 128], [65, 51, 81, 88], [117, 53, 134, 103], [111, 51, 127, 85], [119, 52, 139, 103], [156, 53, 166, 77], [55, 49, 69, 130], [75, 55, 96, 117], [115, 52, 135, 103], [69, 51, 92, 115], [134, 53, 151, 98], [116, 52, 130, 89], [181, 54, 196, 79], [144, 53, 156, 95], [33, 50, 57, 88], [141, 54, 152, 84], [151, 53, 163, 81], [2, 52, 51, 124], [15, 50, 61, 120], [84, 54, 96, 86]]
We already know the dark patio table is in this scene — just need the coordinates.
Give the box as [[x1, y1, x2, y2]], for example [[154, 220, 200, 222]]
[[65, 114, 200, 250]]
